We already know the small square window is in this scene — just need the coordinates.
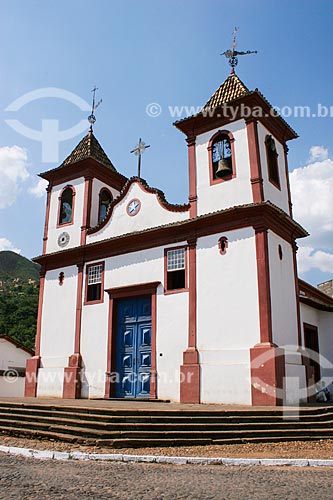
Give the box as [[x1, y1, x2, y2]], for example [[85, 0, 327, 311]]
[[86, 263, 104, 303], [165, 248, 186, 292]]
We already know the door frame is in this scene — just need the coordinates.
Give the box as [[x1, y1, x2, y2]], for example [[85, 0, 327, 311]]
[[104, 282, 160, 399]]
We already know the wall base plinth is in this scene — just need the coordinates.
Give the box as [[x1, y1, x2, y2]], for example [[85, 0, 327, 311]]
[[180, 348, 200, 404], [63, 354, 82, 399], [24, 356, 40, 397], [250, 343, 285, 406]]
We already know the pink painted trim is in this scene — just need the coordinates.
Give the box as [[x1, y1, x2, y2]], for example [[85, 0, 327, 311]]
[[187, 239, 197, 349], [105, 281, 160, 399], [57, 185, 76, 228], [164, 245, 189, 294], [74, 263, 84, 353], [42, 184, 52, 255], [81, 176, 93, 246], [255, 229, 272, 344], [104, 297, 114, 398], [207, 130, 236, 186], [187, 135, 197, 218], [84, 261, 105, 306], [88, 178, 189, 235], [246, 119, 264, 204]]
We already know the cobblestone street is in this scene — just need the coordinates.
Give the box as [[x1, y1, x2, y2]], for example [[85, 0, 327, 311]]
[[1, 453, 333, 500]]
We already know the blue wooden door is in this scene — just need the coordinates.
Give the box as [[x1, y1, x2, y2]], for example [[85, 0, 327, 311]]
[[115, 296, 152, 398]]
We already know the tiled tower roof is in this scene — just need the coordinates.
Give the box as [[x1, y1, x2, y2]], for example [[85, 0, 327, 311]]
[[203, 72, 250, 109], [60, 129, 116, 171]]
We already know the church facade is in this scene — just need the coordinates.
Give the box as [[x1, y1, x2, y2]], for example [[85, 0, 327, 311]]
[[25, 71, 333, 405]]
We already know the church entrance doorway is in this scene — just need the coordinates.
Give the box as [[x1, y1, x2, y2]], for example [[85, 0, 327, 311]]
[[115, 296, 152, 398]]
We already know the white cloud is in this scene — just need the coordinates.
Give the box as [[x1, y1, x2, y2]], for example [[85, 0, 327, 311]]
[[28, 178, 48, 198], [309, 145, 329, 162], [297, 247, 333, 274], [0, 146, 29, 208], [0, 237, 21, 254], [290, 146, 333, 277]]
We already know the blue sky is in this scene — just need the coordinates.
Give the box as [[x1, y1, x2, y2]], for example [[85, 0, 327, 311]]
[[0, 0, 332, 286]]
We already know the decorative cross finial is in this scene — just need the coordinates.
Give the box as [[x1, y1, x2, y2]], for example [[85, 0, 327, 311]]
[[221, 27, 257, 71], [88, 86, 102, 130], [130, 138, 150, 179]]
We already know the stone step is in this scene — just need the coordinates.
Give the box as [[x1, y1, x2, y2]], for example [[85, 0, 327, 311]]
[[0, 405, 332, 425], [1, 418, 333, 441], [1, 411, 333, 432], [1, 401, 331, 419]]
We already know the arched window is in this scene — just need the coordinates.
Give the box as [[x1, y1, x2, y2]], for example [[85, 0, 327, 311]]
[[98, 188, 113, 223], [58, 186, 74, 225], [265, 135, 280, 188], [208, 131, 235, 184]]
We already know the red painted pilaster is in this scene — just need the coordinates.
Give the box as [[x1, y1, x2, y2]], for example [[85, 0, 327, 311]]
[[255, 228, 272, 344], [81, 176, 93, 246], [186, 135, 197, 218], [180, 238, 200, 403], [42, 184, 52, 255], [104, 297, 114, 398], [250, 227, 285, 405], [246, 119, 264, 203], [25, 267, 46, 397]]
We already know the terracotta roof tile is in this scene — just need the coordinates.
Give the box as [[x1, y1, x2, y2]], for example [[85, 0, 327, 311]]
[[203, 72, 250, 109], [61, 129, 116, 171]]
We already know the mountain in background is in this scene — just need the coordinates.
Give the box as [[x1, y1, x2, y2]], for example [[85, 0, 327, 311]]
[[0, 251, 39, 350], [0, 251, 40, 283]]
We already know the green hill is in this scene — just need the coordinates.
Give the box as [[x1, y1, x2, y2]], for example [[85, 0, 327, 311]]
[[0, 251, 39, 350], [0, 251, 40, 282]]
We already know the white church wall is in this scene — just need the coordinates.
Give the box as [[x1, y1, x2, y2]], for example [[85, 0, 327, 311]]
[[156, 289, 188, 402], [80, 244, 188, 401], [46, 177, 85, 253], [268, 231, 299, 348], [257, 123, 290, 214], [87, 182, 189, 244], [195, 119, 253, 216], [196, 228, 260, 404], [80, 299, 108, 399], [37, 266, 77, 397], [89, 178, 120, 229]]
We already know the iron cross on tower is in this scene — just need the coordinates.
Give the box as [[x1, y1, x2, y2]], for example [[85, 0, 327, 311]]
[[221, 27, 257, 70], [88, 85, 102, 130], [130, 138, 150, 179]]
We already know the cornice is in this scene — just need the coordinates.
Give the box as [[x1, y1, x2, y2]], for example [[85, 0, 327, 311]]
[[34, 202, 308, 271]]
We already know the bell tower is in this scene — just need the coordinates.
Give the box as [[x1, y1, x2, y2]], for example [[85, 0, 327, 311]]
[[174, 39, 308, 406]]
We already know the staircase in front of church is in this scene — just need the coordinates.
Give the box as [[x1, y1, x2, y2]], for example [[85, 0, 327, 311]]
[[0, 401, 333, 448]]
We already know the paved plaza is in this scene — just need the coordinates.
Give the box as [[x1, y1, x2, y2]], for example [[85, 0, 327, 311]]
[[0, 452, 333, 500]]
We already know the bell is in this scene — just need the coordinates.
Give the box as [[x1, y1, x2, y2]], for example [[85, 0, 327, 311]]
[[215, 157, 232, 177]]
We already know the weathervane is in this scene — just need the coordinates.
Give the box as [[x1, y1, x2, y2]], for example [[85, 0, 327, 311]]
[[88, 86, 102, 129], [130, 138, 150, 178], [221, 27, 257, 70]]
